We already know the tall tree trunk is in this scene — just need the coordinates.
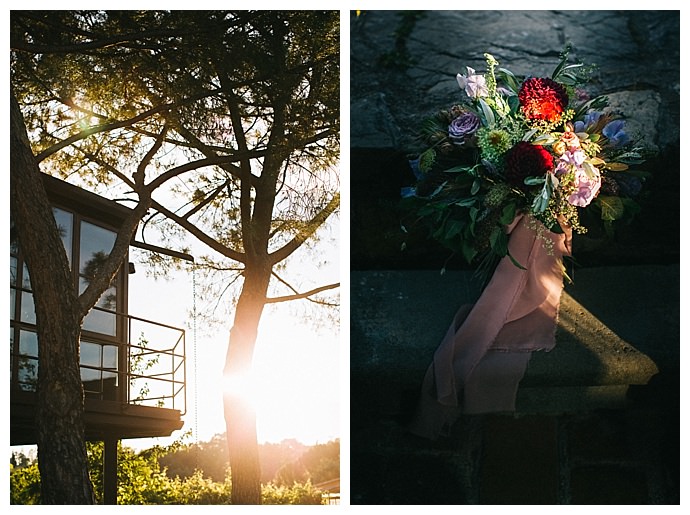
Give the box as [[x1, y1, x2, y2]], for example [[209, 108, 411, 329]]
[[223, 263, 271, 505], [10, 93, 95, 504]]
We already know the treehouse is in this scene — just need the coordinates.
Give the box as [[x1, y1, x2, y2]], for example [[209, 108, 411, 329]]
[[10, 173, 190, 503]]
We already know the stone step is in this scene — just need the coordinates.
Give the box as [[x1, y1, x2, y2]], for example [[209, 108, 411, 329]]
[[351, 266, 665, 418]]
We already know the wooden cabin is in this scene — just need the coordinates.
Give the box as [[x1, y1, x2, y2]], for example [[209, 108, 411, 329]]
[[10, 173, 189, 503]]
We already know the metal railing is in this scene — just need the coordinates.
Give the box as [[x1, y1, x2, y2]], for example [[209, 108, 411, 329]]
[[10, 305, 186, 415], [124, 313, 186, 413]]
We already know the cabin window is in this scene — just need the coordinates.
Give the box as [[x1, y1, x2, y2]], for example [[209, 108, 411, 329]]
[[10, 207, 126, 399]]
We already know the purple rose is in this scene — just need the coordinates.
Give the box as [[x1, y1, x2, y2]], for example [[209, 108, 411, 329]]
[[448, 111, 480, 145]]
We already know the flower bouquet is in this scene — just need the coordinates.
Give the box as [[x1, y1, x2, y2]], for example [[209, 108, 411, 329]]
[[401, 45, 650, 272]]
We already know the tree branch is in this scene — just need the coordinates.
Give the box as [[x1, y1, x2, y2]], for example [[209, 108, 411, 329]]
[[269, 192, 339, 265], [36, 102, 172, 162], [265, 282, 340, 304], [150, 199, 246, 264], [181, 180, 230, 221]]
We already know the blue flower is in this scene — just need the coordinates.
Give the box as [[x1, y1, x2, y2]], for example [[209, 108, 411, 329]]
[[574, 111, 603, 133], [602, 120, 630, 147], [401, 186, 418, 198]]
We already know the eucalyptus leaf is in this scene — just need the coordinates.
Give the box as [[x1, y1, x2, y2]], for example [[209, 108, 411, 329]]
[[478, 98, 495, 126], [524, 176, 545, 186], [453, 197, 478, 207], [605, 162, 629, 171], [522, 127, 538, 141], [533, 133, 557, 146], [429, 181, 448, 198], [498, 67, 519, 93], [444, 165, 474, 174]]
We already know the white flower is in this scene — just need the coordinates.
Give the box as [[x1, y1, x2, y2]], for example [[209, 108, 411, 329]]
[[456, 67, 488, 99]]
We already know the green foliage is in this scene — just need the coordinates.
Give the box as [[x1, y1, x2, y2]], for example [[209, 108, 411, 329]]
[[10, 439, 332, 505], [9, 461, 41, 505], [262, 481, 324, 505]]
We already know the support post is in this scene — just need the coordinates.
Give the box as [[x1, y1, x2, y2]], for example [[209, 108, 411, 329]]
[[103, 437, 118, 505]]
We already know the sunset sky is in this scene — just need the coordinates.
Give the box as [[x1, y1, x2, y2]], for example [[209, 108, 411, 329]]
[[124, 220, 341, 451]]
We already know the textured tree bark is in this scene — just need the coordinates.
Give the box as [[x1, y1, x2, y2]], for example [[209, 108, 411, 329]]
[[10, 94, 95, 504], [223, 263, 271, 505]]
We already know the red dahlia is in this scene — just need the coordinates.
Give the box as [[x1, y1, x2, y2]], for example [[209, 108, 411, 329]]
[[505, 141, 554, 189], [518, 77, 569, 123]]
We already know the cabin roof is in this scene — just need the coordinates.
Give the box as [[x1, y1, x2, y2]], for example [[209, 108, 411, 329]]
[[41, 173, 133, 228]]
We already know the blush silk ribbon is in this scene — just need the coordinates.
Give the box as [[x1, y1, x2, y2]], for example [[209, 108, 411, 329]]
[[408, 214, 572, 439]]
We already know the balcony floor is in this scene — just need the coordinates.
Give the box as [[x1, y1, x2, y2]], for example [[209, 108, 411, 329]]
[[10, 390, 184, 445]]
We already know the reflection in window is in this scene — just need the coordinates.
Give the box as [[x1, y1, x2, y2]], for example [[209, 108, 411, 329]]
[[10, 256, 17, 286], [17, 330, 38, 391], [80, 341, 101, 371], [79, 222, 117, 336], [53, 208, 73, 267], [81, 278, 117, 335], [20, 292, 36, 325], [80, 340, 119, 401], [80, 221, 115, 281], [21, 263, 31, 289]]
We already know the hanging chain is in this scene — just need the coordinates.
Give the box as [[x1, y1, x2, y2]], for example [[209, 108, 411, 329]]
[[191, 264, 199, 449]]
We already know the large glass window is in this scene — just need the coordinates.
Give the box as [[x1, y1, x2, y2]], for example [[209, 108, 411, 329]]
[[80, 221, 118, 336], [10, 205, 125, 402]]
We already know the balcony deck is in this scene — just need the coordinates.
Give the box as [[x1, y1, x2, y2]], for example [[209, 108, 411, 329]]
[[10, 390, 184, 445]]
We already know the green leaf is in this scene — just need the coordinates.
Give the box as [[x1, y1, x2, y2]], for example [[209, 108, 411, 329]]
[[499, 202, 517, 225], [445, 219, 464, 239], [508, 95, 520, 114], [533, 133, 558, 146], [551, 43, 572, 80], [597, 195, 625, 221], [453, 197, 478, 207], [428, 181, 448, 198], [489, 226, 508, 257], [471, 178, 481, 195], [478, 98, 495, 126], [522, 127, 538, 141], [507, 250, 527, 270], [498, 67, 520, 94], [524, 176, 546, 186], [461, 239, 478, 264], [418, 148, 436, 172], [443, 165, 474, 174]]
